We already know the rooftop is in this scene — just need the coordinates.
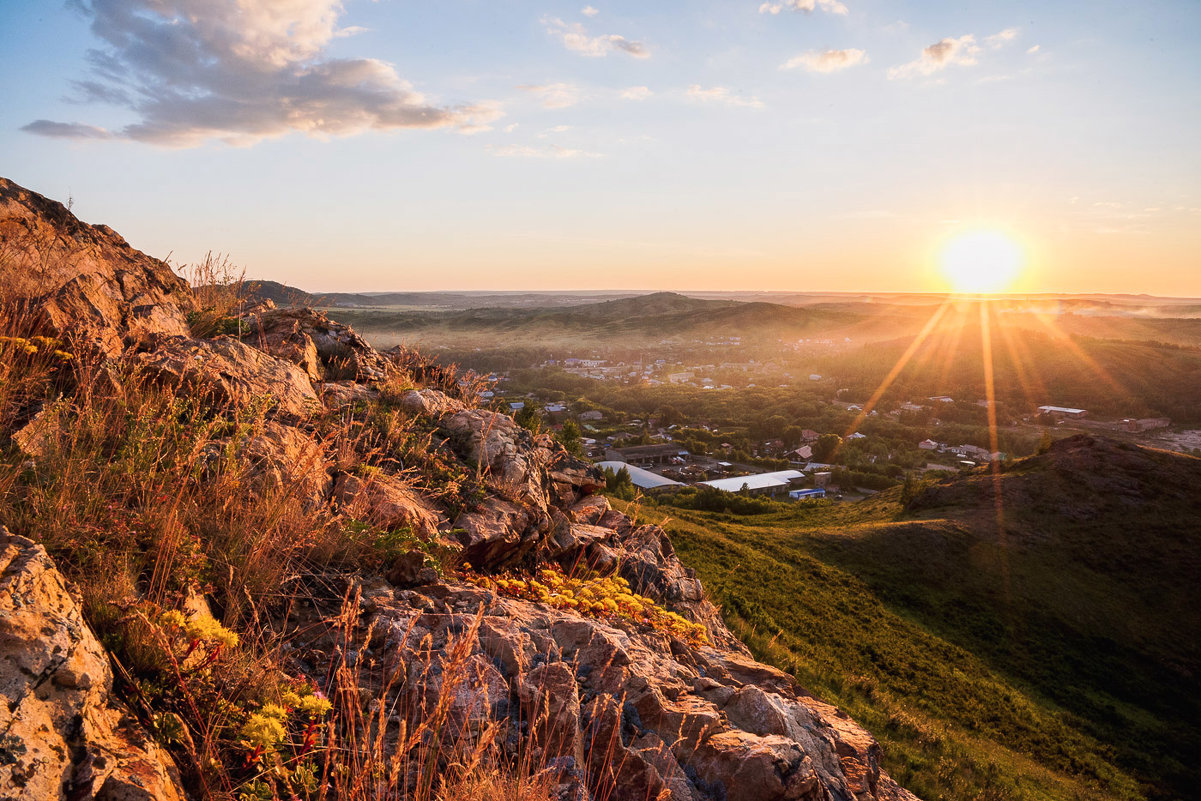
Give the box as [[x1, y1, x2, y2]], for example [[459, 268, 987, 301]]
[[698, 470, 805, 493], [595, 461, 684, 490]]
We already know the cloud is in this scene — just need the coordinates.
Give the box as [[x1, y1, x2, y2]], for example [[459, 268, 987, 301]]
[[888, 34, 980, 79], [537, 125, 573, 138], [23, 0, 499, 147], [986, 27, 1019, 48], [543, 16, 650, 58], [487, 143, 601, 159], [686, 85, 764, 109], [780, 48, 868, 73], [582, 6, 599, 17], [620, 85, 653, 100], [759, 0, 848, 16], [517, 83, 581, 109], [21, 120, 114, 139], [1026, 44, 1041, 54]]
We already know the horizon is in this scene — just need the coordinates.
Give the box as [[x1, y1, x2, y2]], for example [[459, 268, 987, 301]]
[[2, 1, 1198, 294]]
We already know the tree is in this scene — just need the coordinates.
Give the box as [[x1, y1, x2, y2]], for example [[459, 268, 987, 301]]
[[514, 404, 540, 432], [558, 419, 584, 456], [813, 433, 842, 462]]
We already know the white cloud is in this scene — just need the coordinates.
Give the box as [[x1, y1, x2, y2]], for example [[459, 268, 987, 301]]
[[888, 34, 980, 79], [1026, 44, 1041, 54], [23, 0, 499, 147], [582, 6, 599, 17], [504, 123, 520, 133], [686, 85, 764, 109], [986, 27, 1020, 48], [620, 85, 653, 100], [537, 125, 573, 138], [759, 0, 848, 16], [543, 16, 650, 58], [780, 48, 868, 73], [487, 144, 601, 159], [517, 83, 581, 109]]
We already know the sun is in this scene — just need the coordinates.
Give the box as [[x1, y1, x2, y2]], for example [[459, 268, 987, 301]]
[[940, 230, 1024, 294]]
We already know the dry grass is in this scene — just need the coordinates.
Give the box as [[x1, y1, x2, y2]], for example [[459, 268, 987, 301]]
[[181, 252, 248, 337], [0, 293, 653, 801]]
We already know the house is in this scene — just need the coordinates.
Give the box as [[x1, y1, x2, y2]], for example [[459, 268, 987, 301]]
[[604, 443, 689, 466], [544, 403, 567, 414], [929, 396, 955, 403], [808, 374, 822, 381], [789, 488, 826, 500], [667, 372, 694, 384], [1038, 405, 1087, 419], [918, 439, 940, 450], [801, 429, 820, 443], [594, 461, 683, 493], [578, 410, 605, 422], [787, 445, 814, 463], [508, 402, 525, 411], [697, 470, 806, 497]]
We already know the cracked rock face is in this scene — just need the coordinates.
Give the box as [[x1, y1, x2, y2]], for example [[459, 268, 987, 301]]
[[133, 336, 320, 419], [291, 579, 918, 801], [0, 529, 186, 801], [0, 177, 193, 357]]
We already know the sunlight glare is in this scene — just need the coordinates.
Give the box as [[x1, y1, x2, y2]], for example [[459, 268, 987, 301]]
[[940, 230, 1024, 294]]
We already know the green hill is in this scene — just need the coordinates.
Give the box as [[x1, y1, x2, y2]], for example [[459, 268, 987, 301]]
[[637, 435, 1201, 801]]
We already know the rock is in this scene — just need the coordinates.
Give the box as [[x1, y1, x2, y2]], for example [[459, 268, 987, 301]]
[[452, 496, 547, 568], [333, 472, 443, 538], [519, 662, 583, 763], [320, 381, 379, 411], [243, 307, 387, 382], [238, 422, 332, 511], [11, 405, 64, 458], [0, 177, 193, 356], [385, 551, 439, 588], [134, 336, 318, 419], [0, 529, 186, 801], [320, 581, 918, 801], [567, 494, 612, 526], [440, 409, 545, 499], [400, 388, 467, 418]]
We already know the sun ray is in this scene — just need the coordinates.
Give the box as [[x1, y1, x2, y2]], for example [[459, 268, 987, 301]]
[[1027, 310, 1132, 402], [841, 300, 952, 441], [994, 313, 1050, 413], [978, 302, 1015, 614]]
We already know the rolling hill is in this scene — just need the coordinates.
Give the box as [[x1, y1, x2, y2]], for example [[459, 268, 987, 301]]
[[651, 435, 1201, 801]]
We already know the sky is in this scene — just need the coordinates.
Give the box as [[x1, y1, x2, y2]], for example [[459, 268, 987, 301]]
[[1, 0, 1198, 295]]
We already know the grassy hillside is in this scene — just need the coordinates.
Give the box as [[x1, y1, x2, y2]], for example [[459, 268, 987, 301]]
[[627, 436, 1201, 801]]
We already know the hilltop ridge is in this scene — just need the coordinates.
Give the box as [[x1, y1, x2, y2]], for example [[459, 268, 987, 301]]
[[0, 175, 920, 801]]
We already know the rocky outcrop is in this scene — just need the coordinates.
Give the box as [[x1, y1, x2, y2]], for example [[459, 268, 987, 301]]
[[0, 176, 920, 801], [0, 529, 187, 801], [310, 578, 919, 801], [0, 177, 193, 356], [134, 336, 319, 419], [243, 306, 388, 382]]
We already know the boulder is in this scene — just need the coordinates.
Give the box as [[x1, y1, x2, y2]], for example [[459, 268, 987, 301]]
[[320, 381, 379, 411], [0, 177, 193, 356], [238, 422, 332, 511], [243, 307, 387, 382], [401, 388, 467, 418], [334, 472, 443, 538], [134, 336, 318, 419], [0, 529, 186, 801], [452, 496, 548, 568]]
